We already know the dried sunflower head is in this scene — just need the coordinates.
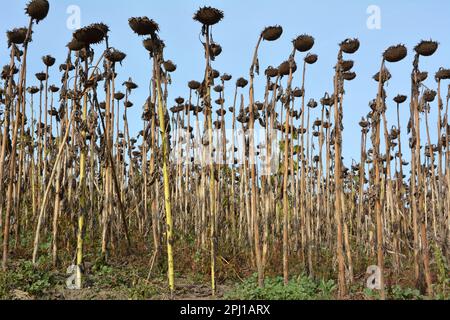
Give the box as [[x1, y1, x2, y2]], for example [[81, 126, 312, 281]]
[[216, 109, 227, 117], [293, 34, 315, 52], [163, 60, 177, 73], [340, 60, 354, 72], [170, 105, 184, 113], [67, 38, 85, 51], [359, 118, 369, 128], [73, 23, 109, 46], [278, 60, 297, 76], [25, 0, 49, 23], [105, 49, 127, 64], [129, 17, 159, 36], [49, 85, 59, 93], [221, 73, 232, 81], [293, 88, 304, 98], [123, 78, 138, 91], [143, 37, 165, 55], [417, 73, 428, 84], [373, 67, 391, 83], [42, 55, 56, 67], [307, 99, 318, 108], [193, 6, 224, 26], [265, 66, 279, 78], [236, 77, 248, 88], [343, 71, 356, 81], [210, 43, 222, 57], [383, 44, 407, 63], [125, 101, 134, 108], [261, 25, 283, 41], [175, 97, 185, 105], [215, 98, 225, 105], [320, 94, 333, 107], [114, 92, 125, 101], [188, 80, 201, 90], [393, 94, 407, 104], [415, 40, 439, 57], [423, 89, 437, 102], [304, 53, 318, 65], [6, 28, 30, 47], [435, 68, 450, 81], [206, 69, 219, 80], [340, 38, 360, 54], [313, 118, 322, 127], [35, 72, 47, 81], [27, 86, 40, 94]]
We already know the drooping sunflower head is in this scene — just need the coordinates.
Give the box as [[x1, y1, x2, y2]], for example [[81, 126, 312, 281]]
[[261, 25, 283, 41], [25, 0, 50, 23], [383, 44, 407, 63], [340, 38, 360, 54], [293, 34, 315, 52], [193, 6, 224, 26], [73, 23, 109, 46], [415, 40, 439, 57], [129, 17, 159, 36]]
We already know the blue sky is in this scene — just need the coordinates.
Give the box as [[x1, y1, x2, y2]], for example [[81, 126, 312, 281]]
[[1, 0, 450, 165]]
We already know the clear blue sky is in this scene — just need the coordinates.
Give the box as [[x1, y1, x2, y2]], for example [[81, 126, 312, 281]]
[[1, 0, 450, 165]]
